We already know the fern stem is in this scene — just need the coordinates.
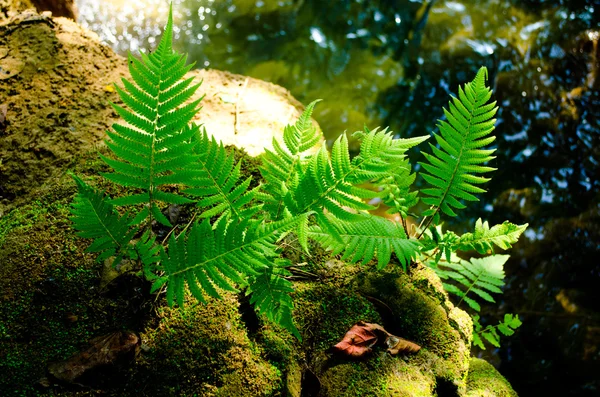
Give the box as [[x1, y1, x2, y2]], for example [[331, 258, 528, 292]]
[[416, 214, 434, 239]]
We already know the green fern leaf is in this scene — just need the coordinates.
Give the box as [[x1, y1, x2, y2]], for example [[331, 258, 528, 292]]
[[431, 254, 508, 312], [183, 129, 261, 222], [101, 6, 202, 225], [419, 66, 498, 224], [69, 174, 139, 266], [260, 100, 321, 220], [457, 218, 528, 254], [473, 313, 521, 349], [294, 128, 413, 227], [159, 216, 300, 308], [308, 214, 421, 271], [247, 259, 301, 339]]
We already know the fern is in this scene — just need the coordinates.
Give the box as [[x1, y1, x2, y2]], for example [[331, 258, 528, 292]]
[[283, 127, 426, 248], [422, 218, 528, 263], [259, 100, 321, 220], [430, 254, 507, 312], [308, 214, 421, 270], [101, 8, 202, 226], [247, 259, 300, 339], [419, 66, 498, 228], [378, 163, 419, 219], [69, 174, 138, 265], [154, 217, 302, 336], [456, 218, 528, 254], [473, 314, 522, 350], [68, 4, 527, 347], [69, 174, 161, 267], [184, 129, 261, 223]]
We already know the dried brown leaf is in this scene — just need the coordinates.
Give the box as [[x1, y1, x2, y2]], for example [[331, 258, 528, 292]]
[[47, 331, 139, 383], [333, 321, 421, 358], [385, 335, 421, 355]]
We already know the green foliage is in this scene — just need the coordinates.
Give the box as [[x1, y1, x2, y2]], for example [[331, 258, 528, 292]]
[[101, 8, 201, 226], [260, 116, 427, 250], [69, 174, 137, 265], [430, 254, 507, 312], [68, 5, 525, 348], [457, 218, 528, 254], [247, 259, 300, 339], [426, 252, 522, 348], [184, 130, 261, 223], [308, 214, 420, 270], [473, 314, 522, 350], [419, 67, 498, 226]]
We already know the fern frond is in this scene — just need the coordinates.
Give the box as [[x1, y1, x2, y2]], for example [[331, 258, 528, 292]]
[[308, 214, 421, 271], [247, 259, 300, 339], [260, 100, 321, 219], [183, 129, 261, 223], [158, 216, 300, 308], [69, 174, 139, 266], [101, 7, 202, 225], [456, 218, 528, 254], [419, 66, 498, 225], [377, 158, 419, 219], [431, 254, 508, 312], [295, 128, 410, 220], [472, 313, 521, 349]]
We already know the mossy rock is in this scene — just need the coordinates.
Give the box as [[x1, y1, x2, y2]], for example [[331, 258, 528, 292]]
[[465, 358, 518, 397], [351, 265, 473, 394], [132, 295, 281, 396], [0, 10, 518, 397]]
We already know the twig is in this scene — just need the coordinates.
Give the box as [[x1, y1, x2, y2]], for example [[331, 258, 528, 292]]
[[234, 77, 249, 135]]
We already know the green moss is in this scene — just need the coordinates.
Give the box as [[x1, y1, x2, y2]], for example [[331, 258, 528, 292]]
[[465, 358, 518, 397], [353, 266, 471, 390], [133, 295, 281, 396], [293, 281, 381, 351], [317, 352, 437, 396]]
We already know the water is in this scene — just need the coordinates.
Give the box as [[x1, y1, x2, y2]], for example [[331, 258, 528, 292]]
[[76, 0, 600, 395]]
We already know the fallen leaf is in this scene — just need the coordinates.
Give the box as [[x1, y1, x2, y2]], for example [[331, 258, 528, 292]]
[[332, 321, 379, 357], [333, 321, 421, 358], [47, 330, 139, 384], [385, 335, 421, 355]]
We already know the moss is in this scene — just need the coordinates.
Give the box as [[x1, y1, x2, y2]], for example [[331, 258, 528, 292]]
[[0, 245, 148, 395], [465, 358, 518, 397], [133, 295, 281, 396], [317, 352, 437, 396], [293, 281, 381, 351], [353, 265, 471, 391]]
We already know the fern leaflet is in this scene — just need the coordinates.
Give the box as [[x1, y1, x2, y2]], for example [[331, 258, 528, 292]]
[[69, 174, 137, 265], [473, 313, 522, 349], [259, 100, 321, 220], [430, 254, 508, 312], [456, 218, 528, 254], [309, 214, 421, 270], [247, 259, 300, 339], [154, 217, 301, 332], [184, 129, 261, 223]]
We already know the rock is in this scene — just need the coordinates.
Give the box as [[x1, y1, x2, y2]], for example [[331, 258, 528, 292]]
[[465, 358, 518, 397], [0, 10, 318, 213]]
